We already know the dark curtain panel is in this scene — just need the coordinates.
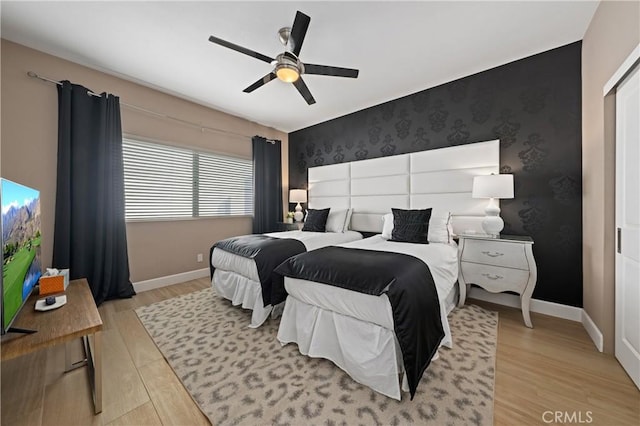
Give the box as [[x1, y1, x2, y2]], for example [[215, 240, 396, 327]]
[[252, 136, 283, 234], [53, 81, 135, 305]]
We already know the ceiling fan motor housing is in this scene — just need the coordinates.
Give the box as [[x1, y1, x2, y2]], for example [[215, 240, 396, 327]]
[[275, 52, 304, 77]]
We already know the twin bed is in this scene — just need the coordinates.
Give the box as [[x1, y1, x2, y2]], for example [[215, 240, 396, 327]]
[[210, 227, 362, 327], [210, 139, 500, 401]]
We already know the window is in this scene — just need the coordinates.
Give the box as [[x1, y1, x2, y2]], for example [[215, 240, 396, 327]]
[[122, 138, 253, 220]]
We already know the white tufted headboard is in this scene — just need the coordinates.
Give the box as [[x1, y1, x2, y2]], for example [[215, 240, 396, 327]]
[[307, 139, 499, 235]]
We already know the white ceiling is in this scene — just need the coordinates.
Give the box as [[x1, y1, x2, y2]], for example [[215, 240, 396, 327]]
[[1, 1, 599, 133]]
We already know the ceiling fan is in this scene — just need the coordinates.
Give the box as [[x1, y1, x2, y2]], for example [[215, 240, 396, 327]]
[[208, 11, 359, 105]]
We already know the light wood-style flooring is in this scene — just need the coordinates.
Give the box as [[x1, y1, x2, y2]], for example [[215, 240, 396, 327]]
[[1, 277, 638, 425]]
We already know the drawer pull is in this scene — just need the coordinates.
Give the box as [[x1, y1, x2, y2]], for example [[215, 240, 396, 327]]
[[481, 251, 504, 258], [482, 273, 503, 281]]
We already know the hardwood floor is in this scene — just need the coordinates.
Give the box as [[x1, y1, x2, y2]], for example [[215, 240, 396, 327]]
[[477, 300, 640, 426], [1, 277, 638, 425]]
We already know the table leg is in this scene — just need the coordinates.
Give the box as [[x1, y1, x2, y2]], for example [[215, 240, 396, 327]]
[[65, 339, 87, 372], [457, 279, 467, 307], [520, 294, 533, 328], [83, 333, 103, 414], [92, 331, 103, 414], [64, 334, 102, 413]]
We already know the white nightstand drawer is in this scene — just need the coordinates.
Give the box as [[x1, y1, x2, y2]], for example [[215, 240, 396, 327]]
[[461, 239, 528, 269], [460, 262, 529, 293]]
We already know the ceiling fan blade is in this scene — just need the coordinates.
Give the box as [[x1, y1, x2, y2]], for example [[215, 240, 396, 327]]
[[208, 35, 274, 64], [243, 73, 277, 93], [293, 77, 316, 105], [289, 11, 311, 57], [304, 64, 359, 78]]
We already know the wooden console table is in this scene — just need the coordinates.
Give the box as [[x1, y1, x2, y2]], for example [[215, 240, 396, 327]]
[[1, 278, 103, 413]]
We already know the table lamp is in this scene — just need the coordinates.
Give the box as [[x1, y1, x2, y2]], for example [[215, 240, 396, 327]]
[[289, 189, 307, 222], [472, 174, 514, 237]]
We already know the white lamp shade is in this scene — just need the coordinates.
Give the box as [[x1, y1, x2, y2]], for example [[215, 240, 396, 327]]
[[472, 174, 514, 199], [289, 189, 307, 203]]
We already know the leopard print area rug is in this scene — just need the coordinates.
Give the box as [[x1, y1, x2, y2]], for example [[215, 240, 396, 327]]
[[136, 287, 498, 425]]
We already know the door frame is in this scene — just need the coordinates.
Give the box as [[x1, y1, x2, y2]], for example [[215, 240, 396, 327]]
[[604, 45, 640, 96], [606, 44, 640, 389]]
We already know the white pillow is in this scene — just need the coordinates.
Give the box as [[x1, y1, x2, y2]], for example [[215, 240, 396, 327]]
[[428, 211, 452, 243], [325, 208, 352, 233], [344, 208, 353, 230], [381, 213, 393, 239], [381, 210, 451, 243]]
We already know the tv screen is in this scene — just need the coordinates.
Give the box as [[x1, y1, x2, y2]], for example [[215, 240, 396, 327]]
[[1, 178, 42, 334]]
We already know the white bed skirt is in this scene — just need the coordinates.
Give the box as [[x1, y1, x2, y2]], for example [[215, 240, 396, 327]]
[[212, 269, 272, 328], [277, 295, 407, 400], [277, 285, 458, 400]]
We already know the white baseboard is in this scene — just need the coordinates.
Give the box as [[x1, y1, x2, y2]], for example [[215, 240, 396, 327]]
[[133, 268, 210, 293], [581, 310, 604, 352], [468, 287, 583, 322]]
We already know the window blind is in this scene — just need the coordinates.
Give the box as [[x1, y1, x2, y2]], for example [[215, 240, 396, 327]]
[[197, 151, 253, 216], [122, 138, 253, 220]]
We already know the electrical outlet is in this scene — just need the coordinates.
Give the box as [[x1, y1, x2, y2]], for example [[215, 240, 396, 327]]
[[197, 253, 203, 263]]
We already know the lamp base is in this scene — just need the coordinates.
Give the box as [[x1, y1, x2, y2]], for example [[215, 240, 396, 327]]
[[482, 216, 504, 238], [482, 198, 504, 238], [294, 203, 304, 222]]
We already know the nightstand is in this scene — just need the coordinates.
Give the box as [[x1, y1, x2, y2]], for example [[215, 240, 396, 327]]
[[457, 234, 537, 327], [277, 221, 303, 231]]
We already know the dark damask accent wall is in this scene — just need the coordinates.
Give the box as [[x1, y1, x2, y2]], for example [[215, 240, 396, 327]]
[[289, 42, 582, 307]]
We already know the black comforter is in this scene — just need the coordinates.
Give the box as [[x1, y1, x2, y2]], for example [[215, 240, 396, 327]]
[[210, 235, 306, 307], [274, 246, 444, 400]]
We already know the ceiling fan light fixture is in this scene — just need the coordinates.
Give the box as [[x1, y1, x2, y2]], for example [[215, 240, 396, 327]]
[[275, 63, 300, 83]]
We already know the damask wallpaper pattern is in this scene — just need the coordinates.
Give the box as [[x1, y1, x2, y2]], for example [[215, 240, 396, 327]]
[[289, 42, 582, 307]]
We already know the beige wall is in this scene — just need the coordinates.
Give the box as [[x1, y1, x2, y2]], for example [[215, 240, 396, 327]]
[[1, 40, 288, 282], [582, 1, 639, 353]]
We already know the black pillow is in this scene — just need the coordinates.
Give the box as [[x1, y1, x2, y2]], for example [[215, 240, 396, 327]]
[[390, 208, 432, 244], [302, 208, 330, 232]]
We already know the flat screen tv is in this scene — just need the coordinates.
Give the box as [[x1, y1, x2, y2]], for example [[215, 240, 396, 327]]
[[1, 178, 42, 335]]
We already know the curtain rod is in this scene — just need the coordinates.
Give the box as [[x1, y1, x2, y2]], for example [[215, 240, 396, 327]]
[[26, 70, 277, 142]]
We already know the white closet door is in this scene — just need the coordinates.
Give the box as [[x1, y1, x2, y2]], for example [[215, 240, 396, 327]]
[[615, 64, 640, 390]]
